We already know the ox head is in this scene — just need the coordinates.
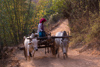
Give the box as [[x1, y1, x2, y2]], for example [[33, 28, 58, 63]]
[[61, 38, 69, 54], [31, 33, 39, 51], [23, 33, 39, 51], [61, 31, 69, 54], [31, 38, 38, 51], [29, 33, 39, 38], [27, 38, 38, 51]]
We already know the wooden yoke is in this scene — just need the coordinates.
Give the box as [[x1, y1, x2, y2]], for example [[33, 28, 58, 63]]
[[37, 36, 72, 40]]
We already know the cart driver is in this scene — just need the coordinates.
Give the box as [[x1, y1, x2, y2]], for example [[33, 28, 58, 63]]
[[37, 18, 47, 37]]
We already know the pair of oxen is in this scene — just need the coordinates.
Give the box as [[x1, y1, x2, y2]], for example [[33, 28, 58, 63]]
[[24, 31, 69, 61]]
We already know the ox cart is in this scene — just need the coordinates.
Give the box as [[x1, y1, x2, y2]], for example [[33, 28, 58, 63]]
[[21, 31, 72, 60], [36, 33, 72, 55]]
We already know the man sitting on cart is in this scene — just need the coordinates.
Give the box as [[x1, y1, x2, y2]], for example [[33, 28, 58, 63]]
[[37, 18, 47, 37]]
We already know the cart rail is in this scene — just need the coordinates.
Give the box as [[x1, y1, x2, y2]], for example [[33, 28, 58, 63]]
[[37, 36, 72, 40]]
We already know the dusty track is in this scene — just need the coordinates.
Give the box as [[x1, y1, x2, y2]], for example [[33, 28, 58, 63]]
[[7, 47, 100, 67], [51, 19, 70, 35], [6, 19, 100, 67]]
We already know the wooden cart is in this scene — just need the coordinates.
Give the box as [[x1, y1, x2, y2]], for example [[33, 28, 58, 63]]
[[37, 35, 72, 55]]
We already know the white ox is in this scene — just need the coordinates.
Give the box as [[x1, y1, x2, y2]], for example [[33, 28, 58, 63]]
[[55, 31, 69, 59], [23, 33, 38, 61]]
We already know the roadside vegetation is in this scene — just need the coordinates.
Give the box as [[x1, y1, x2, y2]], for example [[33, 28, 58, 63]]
[[0, 0, 100, 58]]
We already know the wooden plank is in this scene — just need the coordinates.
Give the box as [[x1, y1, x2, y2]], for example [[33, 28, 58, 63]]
[[37, 37, 48, 40], [37, 36, 72, 40], [38, 45, 52, 48], [51, 36, 72, 38]]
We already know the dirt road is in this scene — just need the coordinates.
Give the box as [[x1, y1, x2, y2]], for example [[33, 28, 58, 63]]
[[7, 48, 100, 67], [6, 19, 100, 67], [51, 19, 70, 36]]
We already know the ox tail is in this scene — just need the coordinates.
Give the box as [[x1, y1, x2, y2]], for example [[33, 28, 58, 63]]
[[29, 52, 32, 57], [63, 53, 68, 59], [56, 48, 58, 54]]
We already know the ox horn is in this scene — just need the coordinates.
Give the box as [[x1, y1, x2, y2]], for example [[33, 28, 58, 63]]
[[68, 31, 69, 36], [23, 36, 26, 39]]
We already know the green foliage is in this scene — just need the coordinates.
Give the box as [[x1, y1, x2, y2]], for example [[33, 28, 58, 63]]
[[69, 34, 84, 47], [0, 0, 36, 46], [51, 0, 72, 18], [85, 16, 100, 43], [0, 0, 59, 46], [48, 12, 63, 24], [68, 0, 100, 48], [0, 0, 99, 49]]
